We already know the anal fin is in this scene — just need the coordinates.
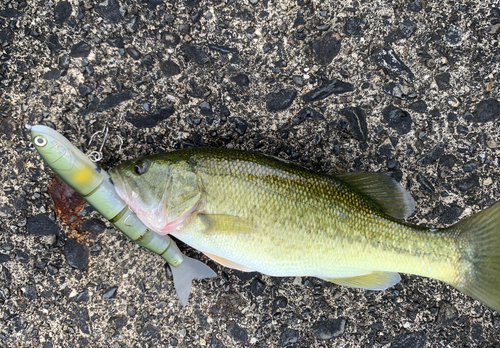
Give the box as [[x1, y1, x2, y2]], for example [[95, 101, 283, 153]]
[[322, 271, 401, 291], [203, 252, 255, 272]]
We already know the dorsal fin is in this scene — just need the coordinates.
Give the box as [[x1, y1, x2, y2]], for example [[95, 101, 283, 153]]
[[335, 172, 415, 219]]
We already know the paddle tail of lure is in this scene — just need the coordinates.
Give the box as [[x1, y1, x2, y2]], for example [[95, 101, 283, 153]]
[[30, 125, 215, 306]]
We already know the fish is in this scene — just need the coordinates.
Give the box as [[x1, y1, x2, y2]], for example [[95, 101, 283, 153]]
[[30, 125, 216, 305], [109, 147, 500, 312]]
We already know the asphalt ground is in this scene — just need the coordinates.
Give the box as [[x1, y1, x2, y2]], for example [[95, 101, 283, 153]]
[[0, 0, 500, 346]]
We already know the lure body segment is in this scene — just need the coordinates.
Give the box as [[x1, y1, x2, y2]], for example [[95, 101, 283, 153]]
[[30, 125, 215, 305]]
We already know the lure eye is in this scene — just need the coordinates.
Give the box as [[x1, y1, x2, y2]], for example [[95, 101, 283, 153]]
[[133, 160, 148, 175], [34, 135, 47, 147]]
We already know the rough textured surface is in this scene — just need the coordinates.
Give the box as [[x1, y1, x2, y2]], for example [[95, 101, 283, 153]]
[[0, 0, 500, 347]]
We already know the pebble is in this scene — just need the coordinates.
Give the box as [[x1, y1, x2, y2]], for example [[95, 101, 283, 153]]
[[391, 332, 426, 348], [81, 218, 106, 235], [416, 173, 435, 193], [272, 296, 288, 312], [0, 253, 9, 264], [227, 322, 248, 344], [59, 55, 70, 69], [462, 161, 477, 172], [0, 206, 14, 219], [210, 337, 225, 348], [110, 316, 128, 330], [16, 251, 30, 263], [435, 73, 451, 90], [102, 286, 118, 300], [70, 41, 91, 58], [70, 289, 90, 302], [78, 84, 93, 97], [399, 19, 417, 38], [199, 101, 213, 115], [382, 106, 412, 135], [417, 143, 445, 165], [472, 99, 500, 122], [54, 1, 71, 24], [292, 107, 324, 125], [312, 318, 346, 340], [208, 44, 238, 55], [266, 89, 297, 112], [126, 47, 141, 60], [344, 18, 365, 35], [160, 60, 180, 77], [64, 238, 89, 270], [45, 34, 61, 52], [302, 79, 354, 103], [438, 204, 463, 225], [250, 278, 266, 295], [383, 82, 416, 100], [280, 328, 299, 346], [444, 25, 462, 45], [23, 285, 37, 299], [447, 96, 460, 108], [456, 174, 479, 192], [292, 75, 303, 86], [106, 37, 125, 48], [231, 74, 250, 87], [181, 44, 209, 65], [97, 90, 133, 112], [43, 68, 61, 80], [26, 214, 60, 236], [127, 305, 136, 316], [341, 107, 368, 141], [407, 0, 423, 11], [229, 117, 248, 135], [435, 302, 458, 327], [74, 307, 90, 334], [373, 46, 414, 81], [311, 32, 341, 66], [95, 0, 124, 24], [129, 106, 175, 129]]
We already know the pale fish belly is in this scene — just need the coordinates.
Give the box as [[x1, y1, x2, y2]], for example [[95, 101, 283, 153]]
[[170, 227, 390, 279]]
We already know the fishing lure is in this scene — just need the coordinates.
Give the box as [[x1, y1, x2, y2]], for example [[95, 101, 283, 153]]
[[30, 125, 216, 305]]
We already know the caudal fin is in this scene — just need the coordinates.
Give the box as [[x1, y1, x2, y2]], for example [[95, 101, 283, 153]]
[[451, 202, 500, 312], [170, 256, 216, 306]]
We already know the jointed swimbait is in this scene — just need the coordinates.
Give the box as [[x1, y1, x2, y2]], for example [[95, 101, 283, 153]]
[[30, 125, 216, 305]]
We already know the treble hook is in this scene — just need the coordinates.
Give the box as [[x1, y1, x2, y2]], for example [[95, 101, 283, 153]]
[[87, 125, 109, 162]]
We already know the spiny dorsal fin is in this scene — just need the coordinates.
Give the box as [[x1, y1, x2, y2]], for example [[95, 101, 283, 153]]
[[322, 271, 401, 291], [335, 172, 415, 219]]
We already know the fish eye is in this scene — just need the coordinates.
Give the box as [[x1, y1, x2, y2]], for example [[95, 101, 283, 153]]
[[133, 160, 148, 175], [34, 135, 47, 147]]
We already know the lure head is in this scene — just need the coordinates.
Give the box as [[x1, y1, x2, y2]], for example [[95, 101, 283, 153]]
[[109, 154, 203, 234], [30, 125, 104, 196]]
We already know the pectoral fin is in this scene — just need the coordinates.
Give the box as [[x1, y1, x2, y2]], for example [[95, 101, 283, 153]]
[[322, 271, 401, 291], [203, 252, 255, 272], [199, 214, 254, 234]]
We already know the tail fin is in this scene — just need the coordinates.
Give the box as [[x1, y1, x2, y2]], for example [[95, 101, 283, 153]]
[[170, 255, 216, 306], [451, 202, 500, 312]]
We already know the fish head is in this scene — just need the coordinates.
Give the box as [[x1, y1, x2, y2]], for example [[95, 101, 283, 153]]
[[109, 155, 203, 234]]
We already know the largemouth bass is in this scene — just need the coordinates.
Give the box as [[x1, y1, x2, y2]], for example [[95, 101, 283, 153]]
[[109, 148, 500, 312]]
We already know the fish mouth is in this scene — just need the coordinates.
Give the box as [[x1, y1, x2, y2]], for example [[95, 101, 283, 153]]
[[109, 168, 131, 204]]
